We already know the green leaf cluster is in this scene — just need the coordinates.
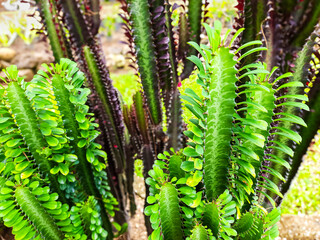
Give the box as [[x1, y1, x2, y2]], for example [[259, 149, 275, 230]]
[[0, 60, 119, 239], [144, 22, 308, 240]]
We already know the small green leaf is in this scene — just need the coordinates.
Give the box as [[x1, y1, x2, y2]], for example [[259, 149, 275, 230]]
[[53, 155, 64, 163], [263, 167, 285, 182], [272, 127, 302, 143], [46, 136, 59, 147], [277, 94, 308, 101], [181, 161, 195, 172], [75, 112, 86, 123], [236, 132, 265, 148], [180, 196, 194, 208], [235, 40, 263, 54], [0, 201, 14, 210], [187, 56, 205, 75], [239, 118, 268, 131], [65, 154, 78, 162], [15, 161, 29, 172], [183, 130, 194, 139], [277, 101, 309, 111], [269, 141, 294, 157], [52, 128, 64, 135], [43, 201, 58, 210], [1, 187, 13, 194], [277, 81, 304, 90], [178, 186, 195, 195], [29, 181, 39, 189], [59, 164, 69, 175], [5, 148, 23, 158], [183, 147, 199, 158], [0, 134, 14, 144], [186, 171, 203, 187], [181, 206, 193, 218], [6, 139, 21, 147], [21, 168, 35, 179], [195, 145, 204, 155], [176, 178, 187, 185], [0, 117, 11, 124], [190, 191, 202, 208], [157, 153, 167, 160], [58, 175, 66, 185], [194, 158, 203, 170], [40, 125, 52, 136], [275, 113, 307, 127], [86, 149, 95, 163], [144, 205, 154, 216], [236, 159, 256, 177], [32, 188, 44, 195], [147, 196, 157, 204], [50, 166, 60, 175], [234, 145, 259, 161], [238, 47, 268, 61], [222, 226, 237, 236]]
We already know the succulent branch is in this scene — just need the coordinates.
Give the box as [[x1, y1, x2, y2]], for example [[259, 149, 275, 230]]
[[180, 0, 204, 80], [0, 60, 117, 239], [145, 23, 306, 240], [128, 0, 162, 125]]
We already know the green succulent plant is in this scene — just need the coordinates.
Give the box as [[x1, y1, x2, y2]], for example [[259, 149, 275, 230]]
[[144, 23, 307, 240], [0, 60, 120, 240], [10, 0, 320, 237]]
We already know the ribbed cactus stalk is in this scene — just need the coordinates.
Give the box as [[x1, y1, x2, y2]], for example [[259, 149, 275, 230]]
[[235, 0, 320, 203], [145, 23, 309, 240]]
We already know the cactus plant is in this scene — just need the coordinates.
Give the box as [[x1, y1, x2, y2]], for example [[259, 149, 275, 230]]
[[0, 60, 119, 240], [18, 0, 320, 237], [34, 0, 209, 229], [145, 23, 306, 240]]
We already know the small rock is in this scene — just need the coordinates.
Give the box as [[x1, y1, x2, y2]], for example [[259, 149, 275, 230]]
[[105, 54, 114, 68], [114, 54, 126, 69], [12, 51, 53, 69], [18, 69, 34, 82], [0, 48, 16, 62]]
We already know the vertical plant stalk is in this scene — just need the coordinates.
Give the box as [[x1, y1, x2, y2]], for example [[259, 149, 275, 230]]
[[277, 34, 320, 198], [164, 0, 179, 90], [204, 47, 238, 200], [163, 1, 184, 151], [82, 44, 128, 224], [83, 46, 125, 170], [178, 12, 189, 62], [180, 0, 203, 80], [88, 0, 101, 36], [51, 74, 113, 238], [129, 0, 162, 125], [159, 182, 184, 240], [270, 41, 312, 188], [36, 0, 72, 60], [59, 0, 92, 49], [166, 88, 183, 150], [15, 186, 64, 240], [6, 82, 69, 205]]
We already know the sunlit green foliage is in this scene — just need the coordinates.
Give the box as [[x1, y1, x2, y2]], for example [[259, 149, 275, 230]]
[[145, 23, 307, 240], [0, 60, 118, 239]]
